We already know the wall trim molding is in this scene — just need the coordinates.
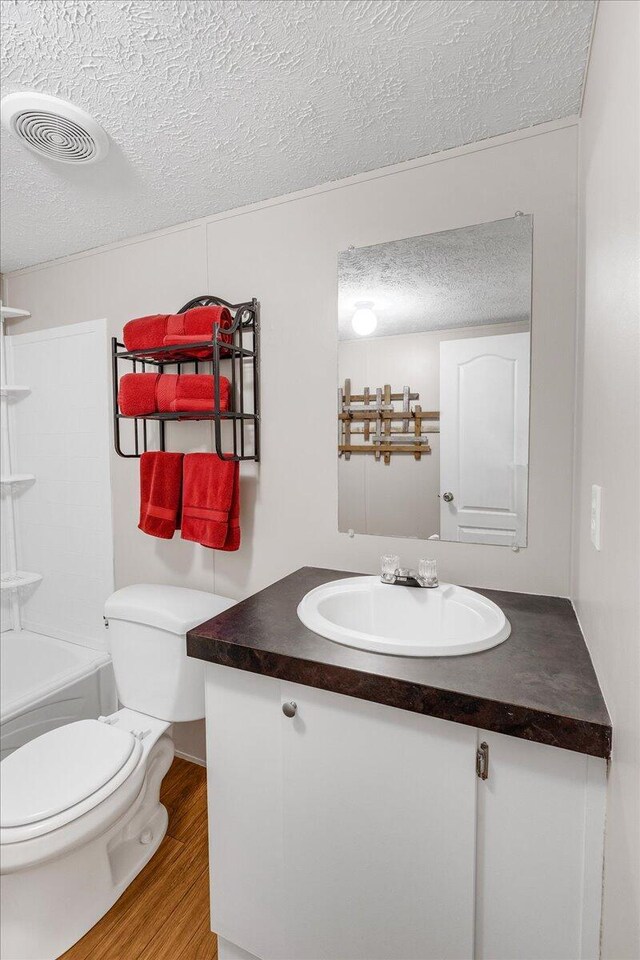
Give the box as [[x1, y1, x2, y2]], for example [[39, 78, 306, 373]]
[[6, 115, 580, 281], [175, 749, 206, 768]]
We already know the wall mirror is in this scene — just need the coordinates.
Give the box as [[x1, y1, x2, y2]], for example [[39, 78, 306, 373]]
[[337, 215, 532, 546]]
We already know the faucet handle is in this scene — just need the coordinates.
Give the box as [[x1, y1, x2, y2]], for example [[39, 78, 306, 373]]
[[380, 554, 400, 583], [418, 558, 438, 587]]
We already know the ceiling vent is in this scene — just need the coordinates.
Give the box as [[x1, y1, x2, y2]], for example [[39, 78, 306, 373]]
[[1, 92, 109, 164]]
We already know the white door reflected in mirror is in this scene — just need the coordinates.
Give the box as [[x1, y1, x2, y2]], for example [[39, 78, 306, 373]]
[[439, 332, 530, 546]]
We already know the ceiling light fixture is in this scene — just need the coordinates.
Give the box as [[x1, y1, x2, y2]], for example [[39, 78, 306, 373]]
[[351, 301, 377, 336]]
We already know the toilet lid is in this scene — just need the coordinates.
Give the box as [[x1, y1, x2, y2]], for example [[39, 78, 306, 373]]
[[0, 719, 137, 828]]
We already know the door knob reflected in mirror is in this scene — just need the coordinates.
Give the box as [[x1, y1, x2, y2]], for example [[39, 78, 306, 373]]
[[442, 492, 454, 503]]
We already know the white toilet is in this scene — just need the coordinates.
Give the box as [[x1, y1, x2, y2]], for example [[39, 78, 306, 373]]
[[0, 584, 234, 960]]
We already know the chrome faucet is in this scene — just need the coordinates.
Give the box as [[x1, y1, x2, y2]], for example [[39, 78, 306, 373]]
[[380, 557, 439, 589]]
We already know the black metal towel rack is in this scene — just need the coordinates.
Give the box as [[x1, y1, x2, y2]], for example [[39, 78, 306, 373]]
[[112, 295, 260, 462]]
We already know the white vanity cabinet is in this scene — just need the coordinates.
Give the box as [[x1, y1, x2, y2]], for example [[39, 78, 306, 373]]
[[204, 663, 606, 960], [474, 729, 606, 960]]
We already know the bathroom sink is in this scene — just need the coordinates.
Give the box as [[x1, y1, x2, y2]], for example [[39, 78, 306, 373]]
[[297, 576, 510, 657]]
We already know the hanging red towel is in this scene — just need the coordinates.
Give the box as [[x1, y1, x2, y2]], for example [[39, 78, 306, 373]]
[[220, 457, 241, 552], [181, 453, 240, 551], [119, 373, 230, 417], [123, 306, 232, 359], [139, 452, 183, 539]]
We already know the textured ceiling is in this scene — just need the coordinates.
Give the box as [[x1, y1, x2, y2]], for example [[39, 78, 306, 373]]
[[338, 215, 532, 340], [1, 0, 595, 272]]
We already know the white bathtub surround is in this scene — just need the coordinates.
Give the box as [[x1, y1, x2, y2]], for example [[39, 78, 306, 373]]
[[0, 302, 34, 632], [5, 319, 114, 650], [0, 317, 118, 762], [0, 629, 116, 759]]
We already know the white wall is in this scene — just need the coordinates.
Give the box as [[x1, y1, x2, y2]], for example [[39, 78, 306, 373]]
[[5, 122, 580, 759], [338, 321, 528, 539], [572, 2, 640, 957]]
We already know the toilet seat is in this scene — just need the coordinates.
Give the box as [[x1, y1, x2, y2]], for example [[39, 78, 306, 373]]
[[1, 720, 137, 828], [0, 719, 144, 845]]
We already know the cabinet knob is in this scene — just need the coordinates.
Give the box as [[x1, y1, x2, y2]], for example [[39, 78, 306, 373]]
[[282, 700, 297, 718]]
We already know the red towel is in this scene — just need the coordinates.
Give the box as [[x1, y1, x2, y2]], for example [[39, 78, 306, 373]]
[[119, 373, 158, 416], [139, 452, 183, 539], [119, 373, 230, 417], [123, 306, 232, 359], [181, 453, 240, 551], [122, 314, 167, 352], [220, 459, 241, 552], [163, 306, 233, 358]]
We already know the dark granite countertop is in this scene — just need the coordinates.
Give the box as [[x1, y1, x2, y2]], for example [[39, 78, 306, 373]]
[[187, 566, 611, 758]]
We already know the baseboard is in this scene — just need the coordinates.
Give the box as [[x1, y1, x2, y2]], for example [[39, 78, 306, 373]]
[[174, 749, 206, 768], [218, 937, 261, 960]]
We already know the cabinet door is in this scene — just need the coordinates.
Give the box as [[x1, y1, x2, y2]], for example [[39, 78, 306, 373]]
[[475, 730, 606, 960], [281, 681, 477, 960], [205, 664, 286, 960]]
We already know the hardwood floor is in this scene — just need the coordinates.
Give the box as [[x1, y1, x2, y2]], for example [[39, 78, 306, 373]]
[[62, 757, 217, 960]]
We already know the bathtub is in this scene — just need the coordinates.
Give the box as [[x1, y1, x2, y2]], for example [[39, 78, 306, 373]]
[[0, 629, 117, 759]]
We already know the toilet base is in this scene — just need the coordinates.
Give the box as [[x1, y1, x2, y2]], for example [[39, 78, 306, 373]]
[[1, 734, 174, 960]]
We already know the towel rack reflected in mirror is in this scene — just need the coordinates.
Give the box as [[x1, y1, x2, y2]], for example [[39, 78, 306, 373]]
[[112, 295, 260, 462]]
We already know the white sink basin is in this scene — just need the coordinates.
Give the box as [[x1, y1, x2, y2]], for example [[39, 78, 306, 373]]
[[297, 576, 511, 657]]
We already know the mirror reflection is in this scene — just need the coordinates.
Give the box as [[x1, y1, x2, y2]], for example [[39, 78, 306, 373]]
[[337, 216, 532, 546]]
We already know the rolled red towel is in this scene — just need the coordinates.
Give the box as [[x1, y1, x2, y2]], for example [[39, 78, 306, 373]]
[[139, 451, 183, 539], [123, 306, 232, 359], [181, 453, 240, 551], [122, 315, 170, 353], [163, 305, 233, 357], [119, 373, 230, 417], [118, 373, 159, 416], [155, 373, 230, 412]]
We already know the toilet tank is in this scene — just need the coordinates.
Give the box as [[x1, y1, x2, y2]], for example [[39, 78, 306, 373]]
[[104, 584, 236, 722]]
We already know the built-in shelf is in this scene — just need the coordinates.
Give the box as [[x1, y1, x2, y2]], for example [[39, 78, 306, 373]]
[[0, 385, 30, 397], [0, 306, 31, 320], [1, 304, 37, 630], [0, 473, 35, 485], [0, 571, 42, 591]]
